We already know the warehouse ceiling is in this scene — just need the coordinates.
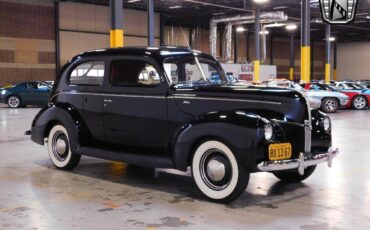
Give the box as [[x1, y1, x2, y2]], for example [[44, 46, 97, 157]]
[[63, 0, 370, 42]]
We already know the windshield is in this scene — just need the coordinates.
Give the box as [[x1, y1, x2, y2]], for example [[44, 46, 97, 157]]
[[163, 57, 225, 88], [343, 83, 363, 90]]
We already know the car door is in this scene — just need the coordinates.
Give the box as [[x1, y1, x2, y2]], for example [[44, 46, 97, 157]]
[[103, 56, 169, 150], [66, 58, 106, 141]]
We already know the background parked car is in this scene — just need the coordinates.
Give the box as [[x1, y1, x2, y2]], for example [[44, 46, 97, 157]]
[[300, 83, 349, 113], [356, 80, 370, 89], [0, 81, 51, 108], [335, 82, 370, 110]]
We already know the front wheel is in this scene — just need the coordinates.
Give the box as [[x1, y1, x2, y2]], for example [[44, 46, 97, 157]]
[[191, 140, 249, 203], [47, 124, 81, 170], [352, 95, 367, 110], [321, 98, 338, 113], [273, 166, 316, 183], [7, 95, 22, 108]]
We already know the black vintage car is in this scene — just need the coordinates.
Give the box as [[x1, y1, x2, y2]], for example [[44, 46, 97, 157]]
[[28, 47, 338, 203]]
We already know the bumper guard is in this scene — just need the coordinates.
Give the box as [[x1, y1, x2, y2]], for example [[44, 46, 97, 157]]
[[257, 147, 339, 175]]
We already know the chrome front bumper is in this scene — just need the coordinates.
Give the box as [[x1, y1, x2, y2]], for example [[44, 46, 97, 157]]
[[257, 147, 339, 175]]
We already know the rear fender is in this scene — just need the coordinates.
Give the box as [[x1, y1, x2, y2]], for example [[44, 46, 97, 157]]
[[30, 104, 85, 152]]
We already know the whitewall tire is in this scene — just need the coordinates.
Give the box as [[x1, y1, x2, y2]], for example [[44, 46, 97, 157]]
[[47, 125, 80, 170], [191, 140, 249, 203]]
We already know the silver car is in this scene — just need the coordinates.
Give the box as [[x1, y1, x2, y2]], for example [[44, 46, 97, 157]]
[[265, 80, 348, 113]]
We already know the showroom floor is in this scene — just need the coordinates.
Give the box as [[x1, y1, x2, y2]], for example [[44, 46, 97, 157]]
[[0, 105, 369, 230]]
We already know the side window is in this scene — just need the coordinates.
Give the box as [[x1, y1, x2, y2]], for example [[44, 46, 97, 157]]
[[110, 60, 160, 87], [69, 61, 105, 86], [163, 63, 178, 83]]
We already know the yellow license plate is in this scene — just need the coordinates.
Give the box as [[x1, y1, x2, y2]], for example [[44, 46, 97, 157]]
[[268, 143, 292, 160]]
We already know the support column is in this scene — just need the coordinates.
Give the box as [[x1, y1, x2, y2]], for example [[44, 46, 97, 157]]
[[110, 0, 124, 48], [270, 36, 273, 65], [246, 32, 250, 61], [301, 0, 311, 82], [333, 41, 337, 81], [254, 8, 261, 82], [325, 24, 331, 83], [290, 34, 295, 81], [160, 14, 166, 46], [234, 30, 239, 63], [54, 1, 60, 76], [147, 0, 155, 46]]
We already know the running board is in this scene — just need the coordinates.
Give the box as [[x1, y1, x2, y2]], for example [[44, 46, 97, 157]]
[[76, 146, 174, 168]]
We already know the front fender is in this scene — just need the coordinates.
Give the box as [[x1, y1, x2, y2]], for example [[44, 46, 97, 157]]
[[30, 104, 84, 152], [172, 110, 266, 171]]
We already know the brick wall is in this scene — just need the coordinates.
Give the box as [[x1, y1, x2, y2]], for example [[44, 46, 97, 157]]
[[0, 0, 55, 86]]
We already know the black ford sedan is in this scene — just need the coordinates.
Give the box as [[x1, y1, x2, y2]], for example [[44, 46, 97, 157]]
[[28, 47, 339, 203], [0, 81, 51, 108]]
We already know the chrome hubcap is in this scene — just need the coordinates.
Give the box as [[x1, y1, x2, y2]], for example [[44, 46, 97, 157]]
[[52, 131, 69, 161], [200, 149, 232, 191], [325, 100, 336, 112], [8, 97, 19, 107], [354, 97, 366, 109], [206, 159, 226, 182]]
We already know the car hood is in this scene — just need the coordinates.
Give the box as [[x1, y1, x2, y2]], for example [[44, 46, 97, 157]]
[[173, 84, 310, 123]]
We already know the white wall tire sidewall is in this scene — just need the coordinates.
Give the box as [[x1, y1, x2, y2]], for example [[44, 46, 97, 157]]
[[48, 125, 72, 168], [192, 140, 239, 200]]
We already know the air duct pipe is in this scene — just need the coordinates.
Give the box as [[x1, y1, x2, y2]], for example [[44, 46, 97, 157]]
[[210, 11, 288, 58]]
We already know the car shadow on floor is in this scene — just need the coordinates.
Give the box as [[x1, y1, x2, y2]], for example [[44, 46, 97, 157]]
[[32, 158, 312, 208]]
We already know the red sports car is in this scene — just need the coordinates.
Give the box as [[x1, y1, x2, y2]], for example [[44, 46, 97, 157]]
[[335, 82, 370, 110]]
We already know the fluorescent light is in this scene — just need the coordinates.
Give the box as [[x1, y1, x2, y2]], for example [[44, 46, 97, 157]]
[[366, 15, 370, 19], [259, 30, 269, 35], [273, 6, 288, 10], [169, 5, 182, 9], [329, 37, 336, 42], [253, 0, 269, 4], [236, 27, 246, 32], [286, 24, 297, 31], [128, 0, 141, 3]]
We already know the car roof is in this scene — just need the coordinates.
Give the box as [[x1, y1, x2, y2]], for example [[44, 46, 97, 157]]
[[76, 46, 214, 62]]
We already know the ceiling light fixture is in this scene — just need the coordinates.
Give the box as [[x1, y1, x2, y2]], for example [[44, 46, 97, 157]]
[[286, 24, 297, 31], [253, 0, 269, 4], [259, 30, 269, 35], [169, 5, 182, 9], [236, 27, 246, 32], [128, 0, 141, 3], [273, 6, 288, 10], [329, 37, 336, 42]]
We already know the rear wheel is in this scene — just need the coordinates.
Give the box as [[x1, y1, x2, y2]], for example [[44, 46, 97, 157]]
[[47, 124, 81, 170], [352, 95, 367, 110], [273, 166, 316, 183], [321, 98, 338, 113], [7, 95, 22, 108], [191, 140, 249, 203]]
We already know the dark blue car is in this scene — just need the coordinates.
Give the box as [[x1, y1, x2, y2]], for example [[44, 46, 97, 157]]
[[0, 81, 51, 108]]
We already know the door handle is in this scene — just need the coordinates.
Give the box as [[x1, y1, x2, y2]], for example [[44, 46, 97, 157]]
[[104, 99, 113, 103]]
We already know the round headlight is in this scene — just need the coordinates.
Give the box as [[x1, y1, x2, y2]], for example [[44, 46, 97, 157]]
[[264, 123, 273, 141], [323, 117, 331, 131]]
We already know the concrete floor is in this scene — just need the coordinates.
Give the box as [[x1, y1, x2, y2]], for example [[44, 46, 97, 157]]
[[0, 105, 369, 230]]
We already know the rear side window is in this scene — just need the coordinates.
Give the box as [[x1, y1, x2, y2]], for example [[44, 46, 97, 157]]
[[110, 60, 160, 87], [69, 61, 105, 86]]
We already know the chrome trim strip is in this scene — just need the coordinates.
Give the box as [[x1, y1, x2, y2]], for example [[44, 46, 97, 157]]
[[304, 120, 311, 153], [257, 147, 339, 175], [51, 92, 282, 105], [173, 96, 282, 105], [53, 92, 166, 99]]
